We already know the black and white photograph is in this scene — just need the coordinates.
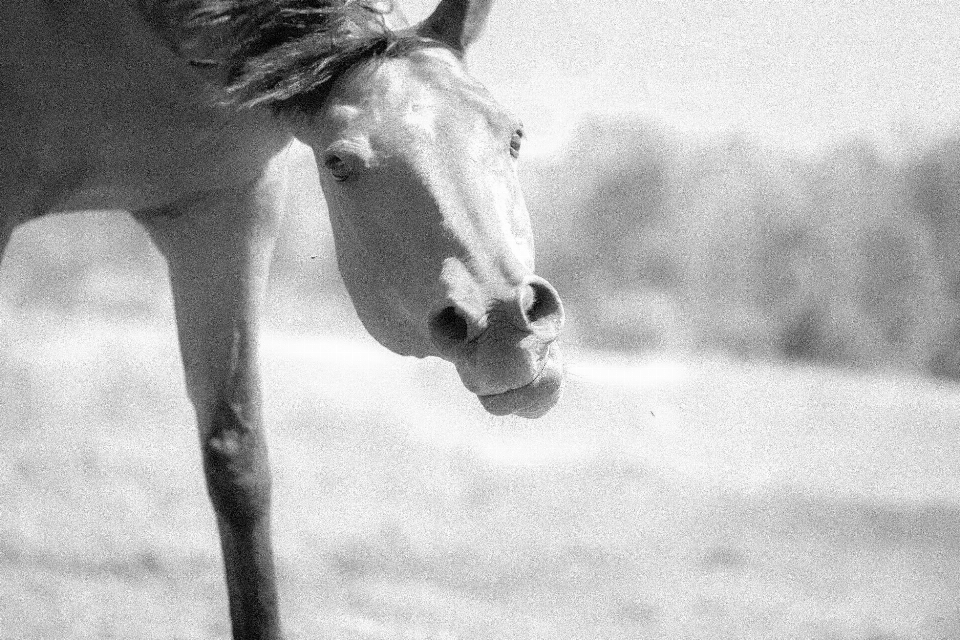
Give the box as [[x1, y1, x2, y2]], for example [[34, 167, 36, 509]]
[[2, 1, 960, 638]]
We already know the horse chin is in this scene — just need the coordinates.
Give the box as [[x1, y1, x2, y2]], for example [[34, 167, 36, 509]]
[[476, 344, 564, 419]]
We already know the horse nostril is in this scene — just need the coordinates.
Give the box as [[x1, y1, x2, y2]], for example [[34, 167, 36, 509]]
[[523, 281, 563, 328], [429, 306, 470, 347]]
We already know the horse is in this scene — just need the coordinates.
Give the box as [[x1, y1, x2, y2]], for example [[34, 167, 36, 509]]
[[0, 0, 566, 637]]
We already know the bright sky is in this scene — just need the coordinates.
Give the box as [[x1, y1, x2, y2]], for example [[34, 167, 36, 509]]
[[404, 0, 960, 154]]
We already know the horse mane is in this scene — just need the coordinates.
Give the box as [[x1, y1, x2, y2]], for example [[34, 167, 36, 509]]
[[164, 0, 442, 114]]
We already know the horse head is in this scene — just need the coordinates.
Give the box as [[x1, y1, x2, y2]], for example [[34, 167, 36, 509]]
[[217, 0, 566, 417]]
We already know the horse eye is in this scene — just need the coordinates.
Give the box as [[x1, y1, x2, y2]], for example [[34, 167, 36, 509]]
[[509, 130, 523, 159], [325, 154, 351, 182]]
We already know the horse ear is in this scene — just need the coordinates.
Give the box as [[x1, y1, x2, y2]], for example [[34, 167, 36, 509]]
[[416, 0, 495, 53]]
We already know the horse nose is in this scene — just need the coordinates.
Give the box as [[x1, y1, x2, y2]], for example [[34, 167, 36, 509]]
[[517, 276, 564, 338], [428, 276, 564, 353], [429, 304, 479, 352]]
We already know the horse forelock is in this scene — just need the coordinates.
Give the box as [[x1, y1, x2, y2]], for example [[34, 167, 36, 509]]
[[163, 0, 448, 115]]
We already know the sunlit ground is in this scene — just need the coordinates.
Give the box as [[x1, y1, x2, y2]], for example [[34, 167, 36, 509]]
[[2, 313, 959, 640]]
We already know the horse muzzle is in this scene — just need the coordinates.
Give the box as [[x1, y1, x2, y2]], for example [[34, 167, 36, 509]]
[[476, 341, 564, 418]]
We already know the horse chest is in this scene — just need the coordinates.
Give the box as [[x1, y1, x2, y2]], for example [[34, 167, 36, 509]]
[[46, 101, 290, 214]]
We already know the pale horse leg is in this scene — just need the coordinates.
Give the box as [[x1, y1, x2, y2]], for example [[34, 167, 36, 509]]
[[136, 163, 288, 640]]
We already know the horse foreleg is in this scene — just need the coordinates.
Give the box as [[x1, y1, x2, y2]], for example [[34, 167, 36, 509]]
[[0, 219, 12, 264], [137, 169, 287, 640]]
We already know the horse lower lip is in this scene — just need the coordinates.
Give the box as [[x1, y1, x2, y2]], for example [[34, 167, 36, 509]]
[[478, 383, 535, 416], [475, 346, 563, 418], [478, 370, 558, 417]]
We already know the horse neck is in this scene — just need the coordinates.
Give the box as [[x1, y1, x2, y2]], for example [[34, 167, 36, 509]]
[[136, 0, 234, 83], [139, 0, 414, 65]]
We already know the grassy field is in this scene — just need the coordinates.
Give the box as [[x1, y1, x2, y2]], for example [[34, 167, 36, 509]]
[[2, 312, 960, 640]]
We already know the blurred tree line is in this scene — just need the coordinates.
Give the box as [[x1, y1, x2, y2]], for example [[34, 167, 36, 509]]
[[4, 117, 960, 380], [525, 114, 960, 378]]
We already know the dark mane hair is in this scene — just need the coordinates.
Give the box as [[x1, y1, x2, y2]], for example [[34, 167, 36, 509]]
[[168, 0, 444, 114]]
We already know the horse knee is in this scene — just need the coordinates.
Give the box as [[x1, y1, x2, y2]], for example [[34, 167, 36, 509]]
[[201, 396, 273, 524]]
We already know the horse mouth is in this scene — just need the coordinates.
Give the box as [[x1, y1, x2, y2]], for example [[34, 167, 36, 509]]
[[476, 354, 563, 419]]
